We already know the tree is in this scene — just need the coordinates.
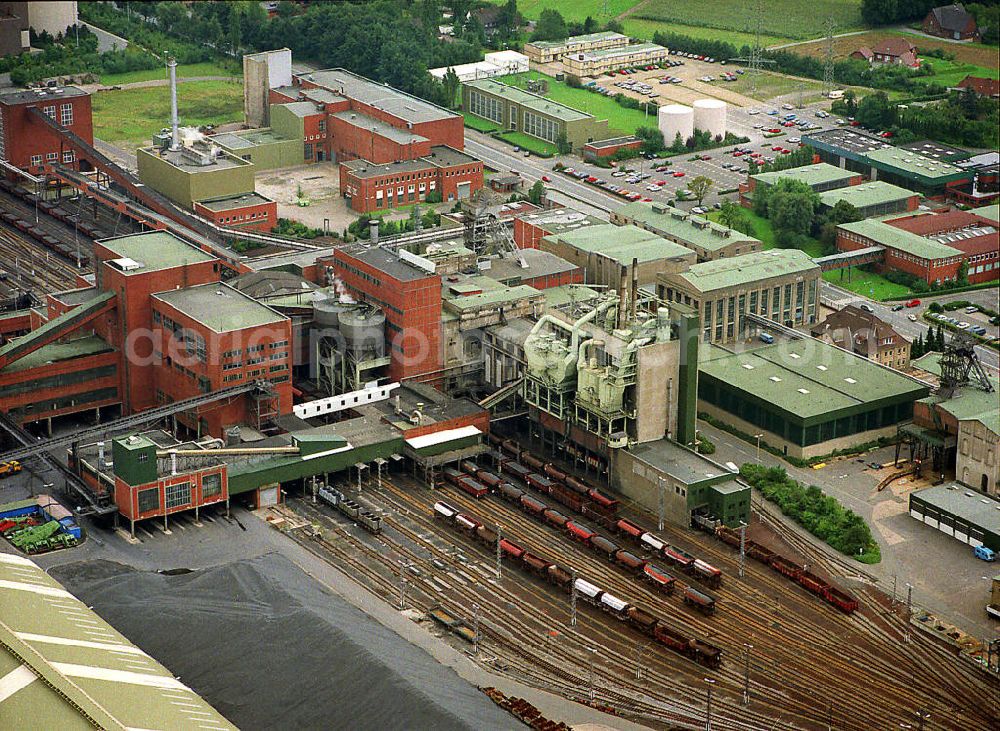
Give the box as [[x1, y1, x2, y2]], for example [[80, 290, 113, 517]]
[[718, 201, 755, 236], [829, 199, 862, 225], [531, 8, 567, 41], [912, 333, 923, 359], [843, 89, 858, 116], [226, 6, 242, 55], [528, 180, 546, 205], [441, 68, 461, 109], [604, 19, 624, 34], [276, 1, 297, 18], [770, 191, 816, 235], [583, 15, 598, 34], [956, 259, 969, 286], [498, 0, 520, 37], [635, 125, 665, 154], [688, 175, 713, 206], [861, 0, 899, 27], [555, 129, 571, 155], [936, 324, 945, 350], [856, 91, 896, 130]]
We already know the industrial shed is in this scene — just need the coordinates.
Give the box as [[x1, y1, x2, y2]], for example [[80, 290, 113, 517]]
[[698, 340, 930, 459], [909, 483, 1000, 552], [0, 553, 234, 729]]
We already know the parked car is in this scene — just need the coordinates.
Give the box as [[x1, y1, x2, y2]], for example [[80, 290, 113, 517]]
[[541, 175, 551, 182], [859, 303, 875, 313], [965, 305, 978, 314], [905, 299, 921, 307], [907, 314, 918, 322], [891, 304, 904, 311]]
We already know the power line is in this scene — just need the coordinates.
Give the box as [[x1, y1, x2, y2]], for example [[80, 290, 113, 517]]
[[823, 18, 837, 94]]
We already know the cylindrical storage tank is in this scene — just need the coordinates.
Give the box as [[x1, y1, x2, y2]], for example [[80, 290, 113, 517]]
[[339, 304, 386, 355], [312, 296, 350, 329], [693, 98, 727, 138], [225, 426, 241, 447], [658, 104, 693, 145]]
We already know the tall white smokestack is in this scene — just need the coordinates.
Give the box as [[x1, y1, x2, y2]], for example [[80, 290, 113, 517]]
[[168, 57, 179, 151]]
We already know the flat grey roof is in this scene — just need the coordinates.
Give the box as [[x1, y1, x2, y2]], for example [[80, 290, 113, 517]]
[[97, 231, 217, 275], [628, 438, 735, 486], [486, 248, 578, 282], [152, 283, 287, 332], [196, 192, 273, 212], [339, 246, 435, 282], [911, 483, 1000, 531], [0, 86, 88, 105], [341, 157, 437, 178], [297, 68, 459, 124]]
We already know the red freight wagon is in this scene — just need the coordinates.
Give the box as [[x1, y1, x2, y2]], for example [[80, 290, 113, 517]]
[[456, 476, 488, 499], [498, 483, 524, 502], [543, 509, 569, 528], [798, 570, 829, 596], [615, 550, 646, 571], [769, 555, 802, 579], [643, 564, 676, 594], [543, 463, 567, 481], [564, 475, 591, 495], [825, 586, 859, 614], [520, 495, 548, 515], [522, 552, 553, 574], [500, 539, 525, 560], [616, 518, 644, 539], [590, 535, 620, 558], [683, 586, 716, 615], [663, 546, 694, 570], [566, 522, 596, 543]]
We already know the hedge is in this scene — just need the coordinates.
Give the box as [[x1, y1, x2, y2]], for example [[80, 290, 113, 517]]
[[740, 464, 881, 564]]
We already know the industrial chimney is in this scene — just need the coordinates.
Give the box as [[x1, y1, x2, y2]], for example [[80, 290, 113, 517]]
[[167, 57, 179, 151]]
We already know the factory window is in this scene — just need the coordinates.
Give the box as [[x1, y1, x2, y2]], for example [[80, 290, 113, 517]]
[[165, 482, 192, 510], [202, 473, 222, 499], [137, 487, 160, 514], [46, 152, 58, 162], [138, 453, 149, 463], [30, 154, 42, 167], [62, 150, 74, 164], [60, 103, 73, 125], [43, 105, 56, 119]]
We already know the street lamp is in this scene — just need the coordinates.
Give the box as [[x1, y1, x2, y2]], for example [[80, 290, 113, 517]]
[[742, 643, 753, 705], [588, 646, 598, 701], [704, 677, 716, 731], [755, 433, 763, 463]]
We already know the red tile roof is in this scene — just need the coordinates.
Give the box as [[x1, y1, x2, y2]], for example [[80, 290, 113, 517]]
[[956, 76, 1000, 97]]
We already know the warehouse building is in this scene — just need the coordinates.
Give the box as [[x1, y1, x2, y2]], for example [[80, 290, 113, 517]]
[[0, 553, 236, 729], [611, 202, 762, 261], [818, 181, 919, 218], [137, 140, 256, 209], [698, 339, 930, 459], [739, 162, 863, 207], [909, 483, 999, 552], [803, 128, 973, 199], [582, 136, 643, 162], [211, 128, 303, 171], [0, 85, 93, 173], [462, 79, 610, 152], [192, 192, 277, 232], [428, 50, 529, 82], [657, 249, 821, 343], [540, 223, 696, 287], [563, 43, 670, 77], [524, 31, 629, 64], [836, 209, 998, 285]]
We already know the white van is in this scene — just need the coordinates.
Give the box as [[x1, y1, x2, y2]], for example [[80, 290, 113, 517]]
[[827, 89, 844, 100]]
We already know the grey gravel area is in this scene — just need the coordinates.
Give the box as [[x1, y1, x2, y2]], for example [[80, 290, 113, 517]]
[[51, 553, 522, 731]]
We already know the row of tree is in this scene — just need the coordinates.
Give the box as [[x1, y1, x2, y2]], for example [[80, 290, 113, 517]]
[[852, 89, 999, 149], [910, 324, 946, 359], [861, 0, 999, 43]]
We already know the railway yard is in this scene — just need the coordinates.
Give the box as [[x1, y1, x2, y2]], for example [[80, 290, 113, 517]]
[[270, 438, 998, 731]]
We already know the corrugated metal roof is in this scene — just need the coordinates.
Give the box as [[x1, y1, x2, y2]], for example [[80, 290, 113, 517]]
[[753, 162, 858, 188], [464, 79, 592, 122], [819, 181, 915, 209], [616, 202, 760, 252], [546, 223, 695, 264], [0, 553, 235, 730]]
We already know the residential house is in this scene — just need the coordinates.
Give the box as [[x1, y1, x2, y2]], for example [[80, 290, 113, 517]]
[[923, 4, 979, 41], [851, 38, 920, 68], [810, 304, 912, 371], [955, 75, 1000, 98]]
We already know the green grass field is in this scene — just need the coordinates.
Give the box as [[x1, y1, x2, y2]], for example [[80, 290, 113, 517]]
[[97, 61, 240, 86], [462, 112, 500, 133], [707, 209, 825, 256], [496, 130, 558, 155], [633, 0, 863, 41], [921, 57, 999, 88], [822, 267, 910, 300], [494, 0, 639, 23], [621, 17, 790, 48], [92, 80, 244, 151], [498, 71, 653, 135]]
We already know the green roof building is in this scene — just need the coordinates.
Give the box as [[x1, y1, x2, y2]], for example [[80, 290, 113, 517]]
[[698, 339, 930, 458], [540, 223, 696, 287], [837, 218, 964, 261], [462, 78, 610, 151], [819, 181, 918, 218], [658, 249, 821, 343], [750, 162, 862, 193], [909, 483, 1000, 551], [611, 201, 762, 261]]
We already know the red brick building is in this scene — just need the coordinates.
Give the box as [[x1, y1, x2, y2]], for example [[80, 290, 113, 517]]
[[582, 136, 642, 161], [0, 231, 293, 436], [850, 38, 919, 68], [328, 246, 443, 381], [836, 209, 999, 285], [513, 208, 604, 250], [270, 68, 465, 164], [192, 192, 278, 232], [955, 76, 1000, 98], [338, 147, 483, 212], [923, 4, 979, 41], [0, 86, 93, 172]]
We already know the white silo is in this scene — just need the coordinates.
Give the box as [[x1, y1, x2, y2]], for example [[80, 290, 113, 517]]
[[693, 98, 727, 138], [658, 104, 693, 145]]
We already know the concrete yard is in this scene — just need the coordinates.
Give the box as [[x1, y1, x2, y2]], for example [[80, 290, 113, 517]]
[[254, 163, 357, 232]]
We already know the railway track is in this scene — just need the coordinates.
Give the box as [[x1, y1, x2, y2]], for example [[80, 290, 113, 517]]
[[0, 227, 80, 293], [282, 467, 996, 730]]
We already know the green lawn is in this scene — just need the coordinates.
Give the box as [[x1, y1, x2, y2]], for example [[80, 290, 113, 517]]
[[490, 0, 640, 23], [496, 130, 558, 156], [92, 80, 244, 151], [920, 57, 1000, 88], [822, 267, 910, 300], [621, 18, 791, 48], [463, 112, 500, 133], [707, 208, 824, 256], [633, 0, 863, 41], [97, 61, 240, 86], [497, 71, 654, 136]]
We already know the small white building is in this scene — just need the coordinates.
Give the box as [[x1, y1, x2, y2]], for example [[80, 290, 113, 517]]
[[429, 51, 529, 83]]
